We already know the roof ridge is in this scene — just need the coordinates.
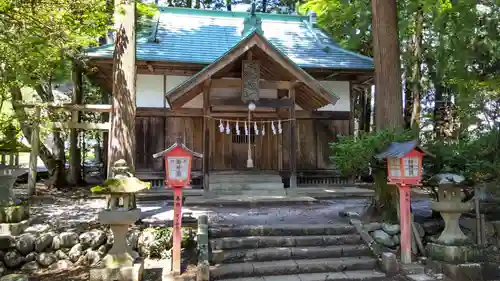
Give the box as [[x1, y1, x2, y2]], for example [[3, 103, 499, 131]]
[[158, 6, 307, 22]]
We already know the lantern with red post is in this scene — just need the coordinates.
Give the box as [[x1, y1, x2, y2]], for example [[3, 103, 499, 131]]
[[375, 140, 431, 264], [153, 142, 202, 275]]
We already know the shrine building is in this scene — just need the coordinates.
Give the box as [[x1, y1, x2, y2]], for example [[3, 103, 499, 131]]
[[85, 7, 374, 192]]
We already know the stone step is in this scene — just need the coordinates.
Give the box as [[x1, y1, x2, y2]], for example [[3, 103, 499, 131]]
[[210, 176, 283, 184], [210, 183, 284, 190], [209, 224, 356, 239], [215, 270, 387, 281], [211, 245, 371, 264], [210, 235, 364, 250], [210, 257, 378, 280], [212, 188, 285, 194]]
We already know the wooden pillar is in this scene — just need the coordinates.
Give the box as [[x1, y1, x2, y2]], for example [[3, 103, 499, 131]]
[[289, 84, 297, 188], [107, 0, 136, 177], [70, 63, 83, 185], [202, 80, 211, 193], [28, 107, 40, 197]]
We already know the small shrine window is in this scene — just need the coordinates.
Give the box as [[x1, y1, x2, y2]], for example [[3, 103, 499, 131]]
[[404, 157, 419, 177], [232, 127, 255, 144], [388, 158, 401, 177]]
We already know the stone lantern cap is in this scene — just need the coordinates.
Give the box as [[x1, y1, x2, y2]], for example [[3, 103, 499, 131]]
[[91, 159, 150, 194], [91, 177, 150, 194]]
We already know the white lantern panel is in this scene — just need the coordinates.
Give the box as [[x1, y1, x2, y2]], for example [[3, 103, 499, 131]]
[[167, 156, 189, 181], [403, 157, 419, 177], [388, 158, 401, 177]]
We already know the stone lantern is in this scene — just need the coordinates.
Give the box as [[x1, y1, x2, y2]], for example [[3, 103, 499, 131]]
[[0, 168, 30, 235], [89, 160, 150, 281], [427, 173, 482, 276]]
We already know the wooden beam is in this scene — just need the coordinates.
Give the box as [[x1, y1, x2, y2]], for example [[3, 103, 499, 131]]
[[211, 78, 291, 90], [289, 85, 297, 189], [135, 107, 351, 120], [202, 79, 211, 193], [19, 103, 112, 112], [210, 97, 293, 108], [50, 122, 111, 130], [28, 107, 40, 197]]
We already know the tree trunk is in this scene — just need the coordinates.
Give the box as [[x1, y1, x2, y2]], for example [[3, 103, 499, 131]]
[[226, 0, 231, 11], [371, 0, 403, 131], [409, 5, 423, 129], [108, 0, 137, 176], [69, 63, 83, 186], [262, 0, 268, 13], [363, 87, 372, 132], [369, 0, 403, 221], [363, 167, 398, 222]]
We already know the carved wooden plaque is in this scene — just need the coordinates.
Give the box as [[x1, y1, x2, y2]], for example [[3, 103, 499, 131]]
[[241, 60, 260, 103]]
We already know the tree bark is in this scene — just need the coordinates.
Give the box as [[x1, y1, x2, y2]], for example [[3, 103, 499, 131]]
[[404, 5, 423, 130], [69, 63, 83, 185], [107, 0, 137, 176], [369, 0, 404, 221], [371, 0, 404, 131]]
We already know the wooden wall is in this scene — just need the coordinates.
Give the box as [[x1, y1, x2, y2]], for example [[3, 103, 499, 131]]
[[135, 114, 351, 172]]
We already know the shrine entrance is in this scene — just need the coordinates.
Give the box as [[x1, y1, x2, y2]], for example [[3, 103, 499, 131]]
[[165, 30, 338, 189], [211, 119, 282, 171]]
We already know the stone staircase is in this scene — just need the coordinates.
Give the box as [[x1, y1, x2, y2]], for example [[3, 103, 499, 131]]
[[209, 224, 387, 281], [209, 171, 286, 197]]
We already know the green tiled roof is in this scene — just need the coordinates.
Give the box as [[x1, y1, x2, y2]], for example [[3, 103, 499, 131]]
[[86, 7, 374, 70]]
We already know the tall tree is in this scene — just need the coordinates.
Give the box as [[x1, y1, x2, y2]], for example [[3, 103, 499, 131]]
[[108, 0, 137, 176], [0, 0, 109, 189], [371, 0, 403, 131]]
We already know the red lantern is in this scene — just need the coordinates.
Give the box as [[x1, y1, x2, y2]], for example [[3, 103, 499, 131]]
[[153, 142, 202, 189], [152, 143, 202, 275], [375, 140, 431, 265], [386, 149, 424, 186]]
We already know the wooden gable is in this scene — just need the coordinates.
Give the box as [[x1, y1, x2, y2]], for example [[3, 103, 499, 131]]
[[165, 31, 339, 111]]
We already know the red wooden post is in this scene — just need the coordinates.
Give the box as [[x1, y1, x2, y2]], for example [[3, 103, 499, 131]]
[[377, 141, 430, 265], [157, 142, 201, 276], [172, 187, 183, 275], [399, 184, 411, 264]]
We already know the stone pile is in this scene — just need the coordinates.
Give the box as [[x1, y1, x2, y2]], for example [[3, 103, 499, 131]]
[[0, 224, 186, 277], [363, 221, 444, 250]]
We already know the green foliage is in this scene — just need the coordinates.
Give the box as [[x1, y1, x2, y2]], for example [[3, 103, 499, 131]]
[[150, 227, 173, 259], [148, 227, 197, 259], [330, 129, 416, 176], [425, 129, 500, 185]]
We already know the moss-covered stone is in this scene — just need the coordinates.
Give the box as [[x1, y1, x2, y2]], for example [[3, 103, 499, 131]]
[[0, 205, 29, 223], [91, 177, 150, 194]]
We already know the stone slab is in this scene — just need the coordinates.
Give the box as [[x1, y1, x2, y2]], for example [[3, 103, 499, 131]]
[[0, 220, 29, 236], [209, 224, 355, 238], [252, 259, 299, 275], [89, 259, 144, 281], [406, 274, 438, 281], [184, 195, 317, 207], [286, 187, 375, 199], [427, 242, 483, 264]]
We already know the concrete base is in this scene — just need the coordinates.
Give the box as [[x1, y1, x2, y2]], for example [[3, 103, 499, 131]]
[[427, 242, 483, 264], [0, 220, 29, 236], [184, 195, 317, 206], [89, 258, 144, 281]]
